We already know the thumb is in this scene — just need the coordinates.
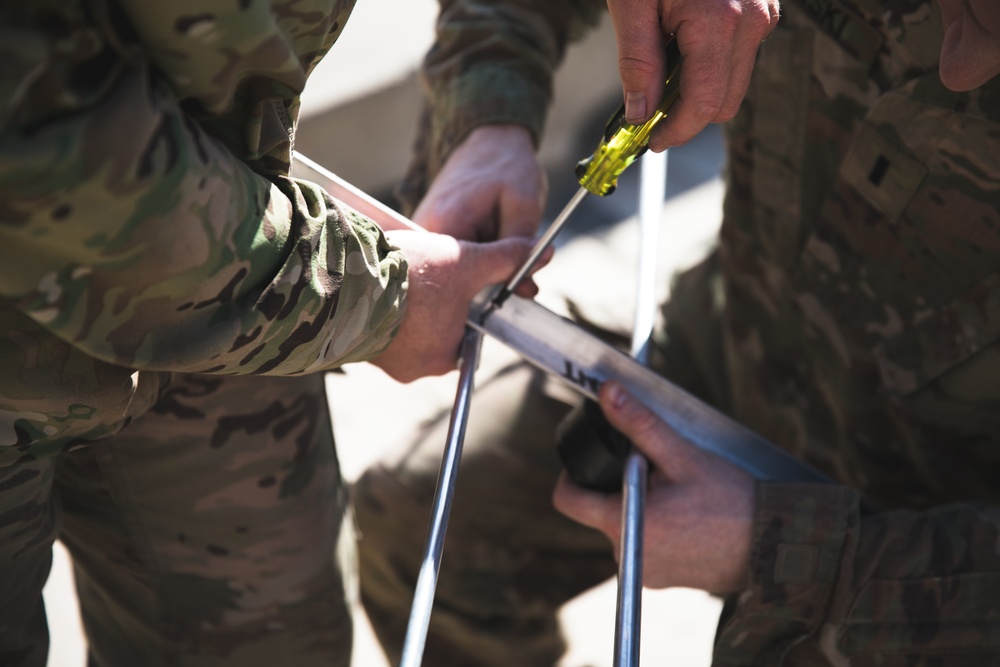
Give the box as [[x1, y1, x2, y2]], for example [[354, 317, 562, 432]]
[[597, 381, 702, 481], [607, 0, 668, 124]]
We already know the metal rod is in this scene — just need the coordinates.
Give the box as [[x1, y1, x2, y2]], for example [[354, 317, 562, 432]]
[[614, 449, 648, 667], [613, 149, 668, 667], [398, 327, 484, 667], [631, 150, 667, 364]]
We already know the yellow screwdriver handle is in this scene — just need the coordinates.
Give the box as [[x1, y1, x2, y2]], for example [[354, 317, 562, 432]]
[[576, 41, 683, 196]]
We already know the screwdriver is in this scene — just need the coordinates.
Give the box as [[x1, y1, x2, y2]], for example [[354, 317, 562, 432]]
[[480, 39, 683, 321]]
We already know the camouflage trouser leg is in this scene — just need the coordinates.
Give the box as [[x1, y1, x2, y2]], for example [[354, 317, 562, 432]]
[[354, 252, 728, 667], [0, 458, 58, 667], [49, 372, 352, 667]]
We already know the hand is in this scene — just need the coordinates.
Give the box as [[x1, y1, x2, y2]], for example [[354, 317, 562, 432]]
[[369, 229, 545, 383], [413, 125, 547, 242], [938, 0, 1000, 91], [553, 381, 755, 595], [606, 0, 780, 150]]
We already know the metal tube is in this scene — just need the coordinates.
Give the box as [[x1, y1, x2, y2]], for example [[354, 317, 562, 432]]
[[613, 149, 668, 667], [631, 150, 667, 364], [614, 449, 648, 667], [398, 327, 484, 667]]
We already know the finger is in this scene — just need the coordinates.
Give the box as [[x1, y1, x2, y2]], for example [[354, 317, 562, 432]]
[[648, 0, 779, 150], [715, 0, 780, 121], [529, 244, 555, 273], [510, 245, 554, 297], [648, 28, 735, 150], [512, 277, 539, 299], [597, 381, 705, 480], [714, 47, 755, 123], [458, 236, 538, 292], [607, 0, 669, 124], [552, 471, 622, 538]]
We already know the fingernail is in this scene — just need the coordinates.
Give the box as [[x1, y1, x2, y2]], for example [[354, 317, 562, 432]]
[[625, 91, 647, 123], [607, 382, 627, 408]]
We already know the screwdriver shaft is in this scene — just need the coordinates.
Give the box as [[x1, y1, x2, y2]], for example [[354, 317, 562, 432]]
[[483, 186, 589, 319]]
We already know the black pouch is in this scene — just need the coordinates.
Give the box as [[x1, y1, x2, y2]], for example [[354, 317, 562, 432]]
[[555, 398, 631, 492]]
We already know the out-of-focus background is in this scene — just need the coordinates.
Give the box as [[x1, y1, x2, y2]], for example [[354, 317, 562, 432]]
[[43, 1, 728, 664]]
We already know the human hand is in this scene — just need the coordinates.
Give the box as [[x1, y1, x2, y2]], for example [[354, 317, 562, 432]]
[[369, 229, 545, 383], [553, 381, 755, 595], [938, 0, 1000, 91], [606, 0, 779, 150], [413, 125, 547, 242]]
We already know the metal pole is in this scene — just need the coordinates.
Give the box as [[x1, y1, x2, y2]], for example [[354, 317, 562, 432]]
[[613, 148, 667, 667], [631, 149, 667, 365], [614, 450, 648, 667], [398, 327, 484, 667]]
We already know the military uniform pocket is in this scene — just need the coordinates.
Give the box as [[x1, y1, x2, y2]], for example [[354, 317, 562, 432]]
[[792, 75, 1000, 397], [850, 82, 1000, 399], [781, 75, 1000, 506]]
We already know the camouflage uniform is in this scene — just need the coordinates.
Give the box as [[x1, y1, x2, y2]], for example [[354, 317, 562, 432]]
[[1, 1, 409, 665], [355, 0, 1000, 664]]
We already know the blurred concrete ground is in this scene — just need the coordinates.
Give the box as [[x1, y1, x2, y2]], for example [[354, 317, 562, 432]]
[[43, 1, 726, 664]]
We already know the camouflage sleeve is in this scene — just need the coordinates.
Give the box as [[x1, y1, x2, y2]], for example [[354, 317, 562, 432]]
[[0, 4, 406, 376], [713, 483, 1000, 664], [398, 0, 604, 211]]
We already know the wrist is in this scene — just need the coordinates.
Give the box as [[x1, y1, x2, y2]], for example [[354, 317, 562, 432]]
[[463, 123, 536, 150]]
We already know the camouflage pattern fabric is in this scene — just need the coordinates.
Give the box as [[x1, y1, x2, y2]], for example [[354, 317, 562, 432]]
[[0, 0, 407, 464], [1, 372, 354, 667], [396, 0, 604, 212], [712, 0, 1000, 663], [0, 0, 408, 664], [356, 0, 1000, 664]]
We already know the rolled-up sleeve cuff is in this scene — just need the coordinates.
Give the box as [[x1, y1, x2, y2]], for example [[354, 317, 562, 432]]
[[713, 482, 860, 665], [397, 63, 550, 213], [428, 63, 549, 161]]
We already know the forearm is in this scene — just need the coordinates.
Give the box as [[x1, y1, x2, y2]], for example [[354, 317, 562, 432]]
[[0, 24, 406, 375], [715, 483, 1000, 664]]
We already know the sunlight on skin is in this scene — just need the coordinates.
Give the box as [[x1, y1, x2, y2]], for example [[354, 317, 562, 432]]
[[938, 0, 1000, 91]]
